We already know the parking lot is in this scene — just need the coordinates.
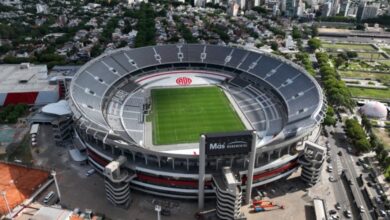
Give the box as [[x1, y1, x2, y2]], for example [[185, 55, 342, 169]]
[[242, 171, 317, 220]]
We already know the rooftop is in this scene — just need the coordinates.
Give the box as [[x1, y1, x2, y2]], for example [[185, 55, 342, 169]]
[[0, 63, 57, 93], [31, 207, 72, 220]]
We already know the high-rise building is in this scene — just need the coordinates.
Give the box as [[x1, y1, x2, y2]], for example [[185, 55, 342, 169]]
[[195, 0, 205, 7], [0, 0, 21, 6], [227, 0, 240, 16], [285, 35, 295, 49], [238, 0, 247, 11], [285, 0, 296, 17], [356, 2, 379, 21], [273, 4, 281, 16], [305, 0, 319, 10], [321, 1, 332, 16], [296, 0, 305, 16], [331, 0, 340, 15], [36, 3, 48, 14], [338, 0, 350, 16], [280, 0, 287, 13]]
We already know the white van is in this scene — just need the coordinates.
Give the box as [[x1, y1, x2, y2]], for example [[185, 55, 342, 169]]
[[43, 191, 55, 204]]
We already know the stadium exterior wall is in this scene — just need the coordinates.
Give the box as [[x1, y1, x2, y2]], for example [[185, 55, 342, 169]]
[[74, 125, 315, 198]]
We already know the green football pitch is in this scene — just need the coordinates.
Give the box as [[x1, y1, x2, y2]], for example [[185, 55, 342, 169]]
[[151, 86, 246, 145]]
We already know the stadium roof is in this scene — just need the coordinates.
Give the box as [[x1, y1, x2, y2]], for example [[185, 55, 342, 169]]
[[0, 63, 57, 93], [69, 44, 325, 151]]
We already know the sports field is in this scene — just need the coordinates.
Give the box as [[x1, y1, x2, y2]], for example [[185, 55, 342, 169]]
[[339, 71, 390, 85], [349, 87, 390, 100], [0, 162, 49, 214], [151, 86, 245, 145], [322, 43, 376, 51]]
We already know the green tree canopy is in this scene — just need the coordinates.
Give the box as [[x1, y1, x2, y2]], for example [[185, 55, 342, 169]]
[[308, 38, 321, 50]]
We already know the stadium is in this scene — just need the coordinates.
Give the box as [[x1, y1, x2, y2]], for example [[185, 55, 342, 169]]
[[69, 44, 326, 201]]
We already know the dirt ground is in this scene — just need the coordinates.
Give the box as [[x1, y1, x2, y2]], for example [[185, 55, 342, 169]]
[[0, 162, 49, 214]]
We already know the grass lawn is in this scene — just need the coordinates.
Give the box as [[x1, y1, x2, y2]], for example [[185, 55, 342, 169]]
[[356, 52, 386, 59], [373, 128, 390, 150], [338, 71, 390, 84], [151, 86, 245, 145], [348, 87, 390, 100], [381, 48, 390, 55], [379, 60, 390, 66], [322, 43, 376, 51], [330, 52, 385, 60]]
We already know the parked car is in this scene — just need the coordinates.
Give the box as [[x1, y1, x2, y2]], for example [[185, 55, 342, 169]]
[[344, 210, 352, 218], [43, 191, 55, 204], [335, 202, 341, 210], [327, 165, 333, 172], [376, 196, 383, 204], [359, 206, 365, 213]]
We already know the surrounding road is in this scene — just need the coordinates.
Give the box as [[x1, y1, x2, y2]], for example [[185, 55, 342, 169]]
[[325, 121, 373, 220]]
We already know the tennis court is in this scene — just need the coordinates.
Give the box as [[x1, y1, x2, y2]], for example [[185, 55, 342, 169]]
[[0, 126, 15, 145], [0, 162, 49, 214]]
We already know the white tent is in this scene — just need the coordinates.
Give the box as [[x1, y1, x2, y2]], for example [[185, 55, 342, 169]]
[[360, 101, 388, 119]]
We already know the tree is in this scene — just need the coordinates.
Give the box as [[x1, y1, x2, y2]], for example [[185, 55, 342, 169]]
[[6, 112, 18, 123], [334, 55, 346, 68], [346, 51, 358, 59], [361, 114, 372, 133], [316, 52, 355, 109], [292, 26, 301, 39], [177, 23, 198, 43], [0, 44, 13, 54], [91, 44, 103, 57], [311, 24, 319, 37], [117, 41, 128, 48], [134, 3, 156, 48], [363, 15, 390, 26], [323, 106, 337, 126], [355, 138, 371, 152], [370, 133, 380, 150], [308, 38, 321, 50], [270, 41, 278, 51], [252, 6, 268, 14], [210, 25, 229, 42], [345, 118, 372, 152]]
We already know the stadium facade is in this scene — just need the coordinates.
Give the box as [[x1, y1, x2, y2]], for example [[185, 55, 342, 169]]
[[69, 44, 326, 206]]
